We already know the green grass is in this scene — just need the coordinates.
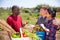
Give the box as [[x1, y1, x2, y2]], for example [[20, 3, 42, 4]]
[[21, 12, 39, 24], [56, 12, 60, 18], [21, 12, 60, 24], [0, 10, 60, 24]]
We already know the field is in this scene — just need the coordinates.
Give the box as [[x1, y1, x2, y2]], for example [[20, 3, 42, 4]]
[[0, 9, 60, 24], [0, 9, 60, 40]]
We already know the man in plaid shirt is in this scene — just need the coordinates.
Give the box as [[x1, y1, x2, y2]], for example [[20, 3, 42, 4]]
[[44, 9, 57, 40], [45, 18, 57, 40]]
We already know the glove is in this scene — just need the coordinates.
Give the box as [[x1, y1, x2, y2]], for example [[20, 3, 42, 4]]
[[40, 24, 50, 31]]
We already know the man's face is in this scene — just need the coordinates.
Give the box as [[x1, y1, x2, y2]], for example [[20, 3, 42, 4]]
[[40, 8, 47, 16], [12, 8, 20, 15]]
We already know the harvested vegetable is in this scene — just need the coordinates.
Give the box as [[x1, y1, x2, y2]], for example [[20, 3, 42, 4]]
[[23, 29, 41, 40], [0, 27, 4, 30], [32, 24, 44, 33], [12, 32, 20, 38]]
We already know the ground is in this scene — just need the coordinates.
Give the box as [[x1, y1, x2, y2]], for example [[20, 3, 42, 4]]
[[56, 31, 60, 40]]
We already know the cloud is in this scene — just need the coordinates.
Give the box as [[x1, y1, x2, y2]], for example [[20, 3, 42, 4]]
[[0, 0, 60, 8]]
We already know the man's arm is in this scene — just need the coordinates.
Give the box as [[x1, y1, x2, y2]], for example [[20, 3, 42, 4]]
[[7, 17, 16, 33], [36, 16, 41, 24], [0, 19, 16, 34], [40, 24, 50, 31], [20, 16, 29, 27], [7, 17, 13, 27], [53, 18, 60, 30], [22, 21, 29, 27]]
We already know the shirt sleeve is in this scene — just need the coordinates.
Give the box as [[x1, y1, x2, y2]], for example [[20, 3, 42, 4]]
[[20, 17, 23, 28], [7, 17, 13, 27], [36, 16, 41, 24]]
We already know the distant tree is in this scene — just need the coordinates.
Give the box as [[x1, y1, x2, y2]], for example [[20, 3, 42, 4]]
[[34, 4, 51, 12]]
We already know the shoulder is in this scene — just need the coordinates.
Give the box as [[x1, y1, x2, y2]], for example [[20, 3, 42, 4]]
[[38, 16, 42, 18], [55, 18, 60, 24], [53, 18, 60, 22], [18, 15, 22, 18], [53, 18, 59, 25], [53, 18, 60, 20], [7, 15, 12, 20], [18, 15, 22, 19], [38, 16, 42, 19]]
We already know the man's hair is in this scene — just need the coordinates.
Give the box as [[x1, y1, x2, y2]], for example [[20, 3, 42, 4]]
[[12, 5, 20, 11], [47, 8, 56, 18], [40, 6, 48, 10]]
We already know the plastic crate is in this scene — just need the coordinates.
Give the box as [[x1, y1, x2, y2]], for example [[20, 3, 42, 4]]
[[36, 31, 46, 40], [12, 37, 32, 40]]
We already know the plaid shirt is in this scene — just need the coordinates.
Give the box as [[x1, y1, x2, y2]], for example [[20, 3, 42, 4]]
[[45, 18, 57, 40]]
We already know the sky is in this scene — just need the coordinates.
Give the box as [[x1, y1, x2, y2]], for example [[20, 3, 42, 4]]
[[0, 0, 60, 8]]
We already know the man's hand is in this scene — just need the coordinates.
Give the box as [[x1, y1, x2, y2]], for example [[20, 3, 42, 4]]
[[25, 20, 29, 24], [45, 28, 50, 32], [23, 21, 29, 27], [57, 25, 60, 30], [40, 24, 50, 31]]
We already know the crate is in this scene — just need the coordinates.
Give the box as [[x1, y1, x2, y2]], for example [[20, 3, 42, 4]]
[[12, 37, 32, 40], [36, 31, 45, 40]]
